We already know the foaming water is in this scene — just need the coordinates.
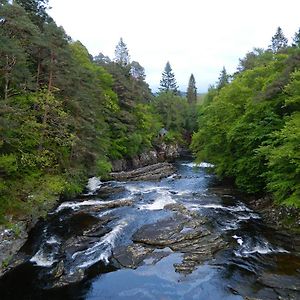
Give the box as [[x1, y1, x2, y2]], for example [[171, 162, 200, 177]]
[[181, 162, 214, 168], [73, 218, 130, 266], [55, 198, 132, 212], [55, 199, 108, 212], [1, 159, 298, 300], [234, 237, 289, 257], [85, 177, 102, 195], [138, 190, 176, 210], [30, 249, 57, 267]]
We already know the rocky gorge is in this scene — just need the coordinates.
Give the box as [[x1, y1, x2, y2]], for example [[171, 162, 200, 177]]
[[0, 159, 299, 299], [0, 142, 182, 278]]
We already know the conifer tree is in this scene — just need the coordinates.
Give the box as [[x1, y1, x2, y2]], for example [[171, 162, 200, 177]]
[[114, 37, 130, 66], [130, 61, 145, 80], [217, 67, 229, 90], [187, 74, 197, 104], [269, 27, 288, 53], [159, 61, 179, 94], [292, 28, 300, 48]]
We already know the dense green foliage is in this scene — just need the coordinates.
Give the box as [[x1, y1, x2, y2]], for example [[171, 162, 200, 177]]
[[0, 1, 197, 223], [191, 33, 300, 207]]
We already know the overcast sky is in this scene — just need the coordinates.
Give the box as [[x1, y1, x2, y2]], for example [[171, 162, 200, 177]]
[[48, 0, 300, 93]]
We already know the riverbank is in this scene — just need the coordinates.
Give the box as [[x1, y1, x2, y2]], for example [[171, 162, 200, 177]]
[[1, 156, 299, 282], [1, 159, 299, 299]]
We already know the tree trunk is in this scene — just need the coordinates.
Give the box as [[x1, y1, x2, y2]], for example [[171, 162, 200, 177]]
[[39, 92, 49, 150], [48, 49, 54, 92], [4, 55, 10, 100], [36, 51, 41, 90], [4, 73, 9, 101]]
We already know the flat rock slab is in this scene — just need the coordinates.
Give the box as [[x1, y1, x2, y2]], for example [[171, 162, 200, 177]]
[[112, 244, 171, 269], [110, 162, 175, 181], [258, 273, 300, 291], [123, 207, 226, 274]]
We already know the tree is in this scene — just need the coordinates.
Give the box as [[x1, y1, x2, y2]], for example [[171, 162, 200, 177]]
[[0, 2, 40, 99], [187, 73, 197, 104], [269, 27, 288, 53], [159, 61, 179, 94], [114, 38, 130, 66], [93, 52, 111, 65], [130, 61, 146, 80], [15, 0, 52, 27], [292, 28, 300, 48], [216, 66, 229, 90]]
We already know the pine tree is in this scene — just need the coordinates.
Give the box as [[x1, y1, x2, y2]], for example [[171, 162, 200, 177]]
[[159, 61, 178, 94], [216, 67, 229, 90], [292, 28, 300, 48], [187, 74, 197, 104], [15, 0, 52, 27], [114, 38, 130, 66], [130, 61, 145, 80], [269, 27, 288, 53]]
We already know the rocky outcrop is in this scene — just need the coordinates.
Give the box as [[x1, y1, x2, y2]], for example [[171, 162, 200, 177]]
[[110, 162, 175, 181], [0, 216, 42, 277], [112, 203, 226, 274], [111, 143, 182, 172], [0, 223, 28, 274]]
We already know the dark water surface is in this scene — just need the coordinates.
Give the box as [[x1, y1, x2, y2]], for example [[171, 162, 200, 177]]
[[1, 160, 299, 299]]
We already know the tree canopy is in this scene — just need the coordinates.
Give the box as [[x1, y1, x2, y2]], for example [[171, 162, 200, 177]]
[[192, 41, 300, 207]]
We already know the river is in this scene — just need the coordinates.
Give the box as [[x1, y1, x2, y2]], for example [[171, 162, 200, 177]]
[[0, 160, 299, 299]]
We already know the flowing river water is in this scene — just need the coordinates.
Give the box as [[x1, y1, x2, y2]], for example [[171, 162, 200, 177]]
[[1, 160, 299, 299]]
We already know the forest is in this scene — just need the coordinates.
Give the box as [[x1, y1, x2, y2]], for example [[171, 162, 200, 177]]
[[0, 0, 197, 223], [0, 0, 299, 226], [192, 27, 300, 207]]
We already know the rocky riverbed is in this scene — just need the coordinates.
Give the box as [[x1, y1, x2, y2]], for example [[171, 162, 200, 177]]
[[0, 160, 299, 300]]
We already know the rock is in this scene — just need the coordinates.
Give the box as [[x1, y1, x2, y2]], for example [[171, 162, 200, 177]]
[[95, 185, 125, 198], [110, 162, 175, 181], [51, 260, 65, 278], [111, 143, 182, 172], [0, 222, 29, 277], [258, 273, 300, 291], [132, 214, 189, 246], [164, 203, 204, 219], [130, 209, 225, 274], [79, 199, 133, 214], [111, 159, 128, 172], [52, 268, 85, 288], [112, 244, 154, 268]]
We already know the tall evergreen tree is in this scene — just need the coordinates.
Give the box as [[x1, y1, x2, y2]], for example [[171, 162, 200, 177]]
[[130, 61, 145, 80], [292, 28, 300, 48], [159, 61, 178, 94], [15, 0, 52, 27], [186, 73, 197, 104], [269, 27, 288, 53], [114, 37, 130, 66], [216, 67, 229, 90]]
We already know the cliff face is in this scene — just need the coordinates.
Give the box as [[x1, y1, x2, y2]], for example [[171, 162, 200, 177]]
[[111, 143, 182, 172]]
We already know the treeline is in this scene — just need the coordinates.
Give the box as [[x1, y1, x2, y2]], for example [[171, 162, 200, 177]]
[[0, 1, 196, 222], [191, 27, 300, 207]]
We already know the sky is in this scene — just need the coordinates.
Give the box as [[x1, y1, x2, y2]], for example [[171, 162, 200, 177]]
[[48, 0, 300, 93]]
